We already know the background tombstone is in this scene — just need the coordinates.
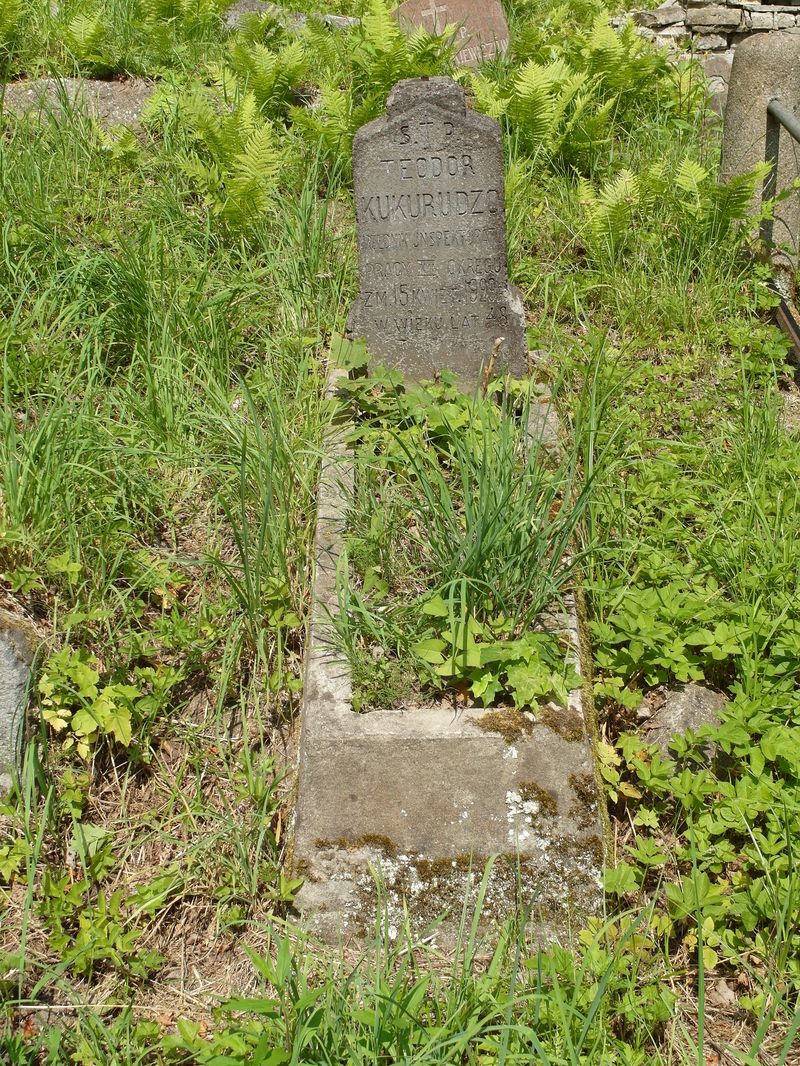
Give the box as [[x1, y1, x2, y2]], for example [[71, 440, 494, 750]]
[[347, 77, 527, 383], [721, 32, 800, 279], [392, 0, 510, 67], [0, 611, 36, 793]]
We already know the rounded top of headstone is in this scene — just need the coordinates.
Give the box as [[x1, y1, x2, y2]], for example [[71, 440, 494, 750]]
[[731, 28, 800, 66], [386, 76, 467, 117]]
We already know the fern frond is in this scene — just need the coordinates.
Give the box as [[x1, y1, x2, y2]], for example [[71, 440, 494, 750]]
[[580, 169, 639, 261], [233, 123, 280, 185], [138, 0, 178, 22], [225, 123, 281, 222], [708, 162, 770, 228], [675, 156, 709, 196], [470, 72, 507, 120], [360, 0, 404, 54], [182, 90, 232, 164], [0, 0, 21, 43], [298, 20, 340, 77], [177, 151, 224, 201], [584, 12, 622, 76], [139, 82, 183, 129], [64, 10, 105, 61], [227, 38, 307, 116], [234, 90, 261, 143], [508, 59, 586, 157]]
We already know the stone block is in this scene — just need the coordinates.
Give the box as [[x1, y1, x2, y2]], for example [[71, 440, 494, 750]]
[[687, 5, 743, 29], [747, 11, 775, 29], [695, 32, 729, 48], [776, 13, 799, 28], [348, 78, 527, 383], [0, 612, 36, 793], [633, 1, 685, 28], [703, 51, 734, 80], [655, 23, 690, 41], [291, 374, 605, 946]]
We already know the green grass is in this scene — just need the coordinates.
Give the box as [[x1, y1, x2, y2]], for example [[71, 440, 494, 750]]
[[2, 0, 800, 1061], [332, 374, 596, 710]]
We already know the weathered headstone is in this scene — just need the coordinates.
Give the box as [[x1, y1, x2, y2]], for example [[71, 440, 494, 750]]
[[0, 611, 35, 793], [393, 0, 510, 67], [347, 77, 527, 382], [721, 32, 800, 275]]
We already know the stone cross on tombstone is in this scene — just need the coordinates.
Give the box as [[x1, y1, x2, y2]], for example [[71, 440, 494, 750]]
[[347, 77, 527, 383], [420, 0, 447, 30], [393, 0, 510, 68]]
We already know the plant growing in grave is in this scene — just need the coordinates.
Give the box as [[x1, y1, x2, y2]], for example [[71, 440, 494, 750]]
[[332, 366, 595, 711], [142, 87, 284, 224], [290, 0, 458, 173], [0, 0, 22, 73]]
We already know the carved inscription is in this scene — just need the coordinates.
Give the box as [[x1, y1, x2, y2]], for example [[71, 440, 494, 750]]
[[393, 0, 510, 69], [348, 78, 526, 381]]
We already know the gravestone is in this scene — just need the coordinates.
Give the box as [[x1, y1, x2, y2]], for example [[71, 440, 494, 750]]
[[721, 32, 800, 276], [347, 77, 527, 382], [0, 611, 36, 793], [393, 0, 510, 67]]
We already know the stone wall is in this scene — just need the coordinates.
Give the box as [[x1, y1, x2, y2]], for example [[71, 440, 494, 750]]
[[617, 0, 800, 105]]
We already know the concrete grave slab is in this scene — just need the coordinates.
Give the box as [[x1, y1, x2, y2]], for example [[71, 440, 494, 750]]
[[1, 77, 154, 129], [223, 0, 359, 31], [0, 611, 36, 793], [393, 0, 510, 66], [348, 77, 527, 385], [291, 371, 606, 947]]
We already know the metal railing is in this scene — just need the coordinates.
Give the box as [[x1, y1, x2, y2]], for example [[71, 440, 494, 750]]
[[760, 97, 800, 248]]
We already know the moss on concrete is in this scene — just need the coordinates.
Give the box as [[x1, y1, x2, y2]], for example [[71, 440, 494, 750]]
[[473, 708, 534, 743], [538, 704, 585, 742], [568, 771, 599, 831], [519, 780, 559, 818], [314, 833, 398, 857]]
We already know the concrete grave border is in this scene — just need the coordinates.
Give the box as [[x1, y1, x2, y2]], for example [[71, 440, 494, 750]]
[[290, 369, 608, 946], [0, 609, 37, 794]]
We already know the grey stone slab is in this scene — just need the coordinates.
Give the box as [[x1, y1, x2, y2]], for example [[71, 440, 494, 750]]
[[223, 0, 359, 31], [347, 78, 527, 385], [694, 33, 730, 48], [393, 0, 510, 67], [687, 4, 743, 27], [1, 77, 153, 129], [654, 23, 690, 40], [0, 612, 36, 793], [290, 370, 604, 947], [747, 11, 775, 28], [703, 50, 734, 79], [633, 1, 686, 28], [641, 683, 725, 759], [721, 32, 800, 272]]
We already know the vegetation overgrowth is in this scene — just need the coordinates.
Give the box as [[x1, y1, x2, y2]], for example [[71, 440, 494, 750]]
[[333, 368, 591, 711], [1, 0, 799, 1060]]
